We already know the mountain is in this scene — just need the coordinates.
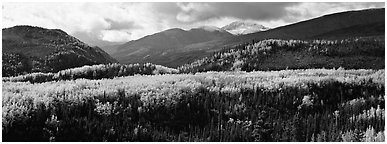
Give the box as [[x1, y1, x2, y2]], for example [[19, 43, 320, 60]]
[[228, 8, 384, 45], [100, 43, 123, 55], [111, 8, 384, 68], [179, 38, 385, 73], [192, 8, 385, 56], [2, 25, 117, 77], [186, 8, 385, 64], [221, 21, 270, 35], [112, 27, 234, 67], [178, 8, 385, 72]]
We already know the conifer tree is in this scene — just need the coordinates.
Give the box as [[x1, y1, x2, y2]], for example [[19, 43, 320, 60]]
[[353, 129, 364, 142]]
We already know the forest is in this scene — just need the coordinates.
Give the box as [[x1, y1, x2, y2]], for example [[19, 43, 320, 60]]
[[2, 5, 385, 142], [2, 36, 385, 142], [179, 38, 384, 73], [2, 68, 385, 141], [3, 63, 178, 83]]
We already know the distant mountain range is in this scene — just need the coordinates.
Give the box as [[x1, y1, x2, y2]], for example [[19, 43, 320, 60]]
[[221, 21, 270, 35], [2, 8, 384, 76], [2, 25, 117, 76], [111, 27, 234, 67], [106, 21, 269, 67], [109, 8, 385, 68], [230, 8, 385, 44], [100, 21, 267, 54]]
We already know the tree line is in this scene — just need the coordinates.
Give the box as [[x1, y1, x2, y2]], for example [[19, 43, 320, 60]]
[[2, 69, 384, 141], [3, 63, 178, 83]]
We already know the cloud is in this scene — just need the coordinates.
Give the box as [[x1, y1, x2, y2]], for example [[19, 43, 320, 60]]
[[176, 3, 215, 22], [284, 2, 386, 23], [2, 2, 385, 47], [2, 2, 161, 45], [172, 2, 385, 25], [100, 30, 132, 42], [104, 18, 141, 30], [174, 2, 298, 23]]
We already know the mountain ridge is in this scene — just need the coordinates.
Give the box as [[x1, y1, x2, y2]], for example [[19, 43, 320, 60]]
[[110, 8, 384, 68], [232, 8, 384, 42], [2, 25, 117, 77], [111, 26, 234, 67]]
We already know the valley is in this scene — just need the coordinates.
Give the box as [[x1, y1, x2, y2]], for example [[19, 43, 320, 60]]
[[2, 6, 385, 142]]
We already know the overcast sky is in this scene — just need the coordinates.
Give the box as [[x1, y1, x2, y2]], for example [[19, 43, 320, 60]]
[[2, 2, 385, 46]]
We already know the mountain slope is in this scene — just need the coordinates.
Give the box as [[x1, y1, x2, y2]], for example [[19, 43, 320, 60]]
[[228, 8, 384, 44], [179, 38, 385, 73], [2, 25, 117, 77], [311, 21, 385, 39], [99, 44, 123, 55], [183, 8, 385, 58], [112, 27, 234, 67], [221, 21, 270, 35], [111, 8, 384, 68], [179, 8, 386, 72], [179, 8, 385, 67]]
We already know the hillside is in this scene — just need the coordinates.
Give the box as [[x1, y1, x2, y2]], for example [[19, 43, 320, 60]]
[[2, 25, 117, 77], [179, 8, 385, 70], [111, 27, 234, 67], [110, 8, 384, 68], [227, 8, 384, 45], [99, 43, 123, 55], [179, 38, 385, 73]]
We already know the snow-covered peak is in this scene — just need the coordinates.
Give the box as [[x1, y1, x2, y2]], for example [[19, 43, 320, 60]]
[[199, 26, 221, 31], [221, 21, 270, 35], [190, 26, 228, 33]]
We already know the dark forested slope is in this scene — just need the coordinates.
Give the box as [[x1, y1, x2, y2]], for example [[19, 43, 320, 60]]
[[179, 38, 385, 73], [2, 25, 117, 76], [228, 8, 385, 45]]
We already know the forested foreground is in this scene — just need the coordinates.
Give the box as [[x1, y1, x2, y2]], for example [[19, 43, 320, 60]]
[[2, 69, 384, 142]]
